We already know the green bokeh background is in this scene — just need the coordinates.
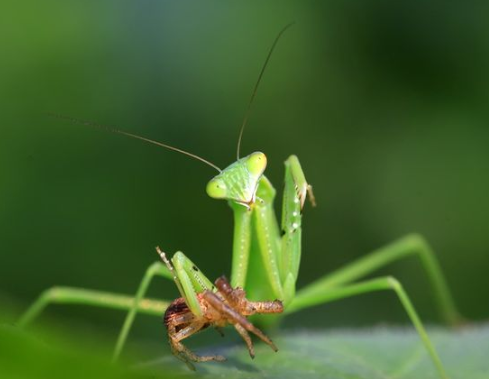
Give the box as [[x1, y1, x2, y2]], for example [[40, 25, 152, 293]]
[[1, 0, 489, 357]]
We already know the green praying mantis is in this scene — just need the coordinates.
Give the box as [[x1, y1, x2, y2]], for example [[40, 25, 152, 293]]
[[17, 25, 462, 378]]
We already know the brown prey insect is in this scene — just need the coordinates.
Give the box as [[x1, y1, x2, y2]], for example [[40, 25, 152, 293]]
[[162, 248, 283, 370]]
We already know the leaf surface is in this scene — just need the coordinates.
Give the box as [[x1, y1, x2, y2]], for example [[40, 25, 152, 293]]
[[2, 324, 488, 379], [142, 325, 489, 379]]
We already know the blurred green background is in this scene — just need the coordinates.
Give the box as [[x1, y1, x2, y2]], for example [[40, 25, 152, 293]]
[[1, 0, 489, 359]]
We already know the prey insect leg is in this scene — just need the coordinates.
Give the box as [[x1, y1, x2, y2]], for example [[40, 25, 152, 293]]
[[167, 321, 226, 371], [202, 290, 279, 352]]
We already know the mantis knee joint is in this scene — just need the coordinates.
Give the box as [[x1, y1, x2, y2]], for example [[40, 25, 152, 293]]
[[42, 286, 63, 301], [386, 276, 402, 292], [404, 233, 429, 250]]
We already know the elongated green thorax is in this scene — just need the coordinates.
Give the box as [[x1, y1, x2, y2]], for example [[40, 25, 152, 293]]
[[206, 152, 267, 207]]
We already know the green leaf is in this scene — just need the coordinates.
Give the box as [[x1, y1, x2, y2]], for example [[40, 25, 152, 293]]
[[2, 324, 488, 379], [143, 326, 489, 379]]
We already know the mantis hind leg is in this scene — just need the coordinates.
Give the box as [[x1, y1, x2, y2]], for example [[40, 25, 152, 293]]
[[17, 260, 174, 361], [290, 234, 462, 325], [291, 276, 449, 379], [17, 286, 169, 329]]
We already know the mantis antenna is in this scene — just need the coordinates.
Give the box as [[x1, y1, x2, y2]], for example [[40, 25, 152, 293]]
[[236, 22, 295, 160], [47, 112, 222, 172]]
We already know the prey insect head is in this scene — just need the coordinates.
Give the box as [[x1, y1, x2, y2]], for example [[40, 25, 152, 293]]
[[206, 151, 267, 207]]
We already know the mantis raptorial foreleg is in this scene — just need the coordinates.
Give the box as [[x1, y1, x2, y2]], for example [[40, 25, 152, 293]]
[[113, 248, 216, 361], [226, 156, 298, 306], [230, 203, 252, 290], [229, 155, 314, 308]]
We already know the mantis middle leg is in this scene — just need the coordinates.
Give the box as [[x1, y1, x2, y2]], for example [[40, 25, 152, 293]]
[[17, 284, 169, 329], [289, 233, 461, 325]]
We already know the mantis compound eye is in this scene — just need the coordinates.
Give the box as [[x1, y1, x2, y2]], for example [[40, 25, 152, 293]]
[[206, 178, 228, 199], [245, 152, 267, 176]]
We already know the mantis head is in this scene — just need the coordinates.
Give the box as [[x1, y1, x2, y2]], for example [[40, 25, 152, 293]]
[[206, 152, 267, 207]]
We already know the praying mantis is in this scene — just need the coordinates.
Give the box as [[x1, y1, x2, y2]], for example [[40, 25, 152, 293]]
[[17, 24, 461, 378]]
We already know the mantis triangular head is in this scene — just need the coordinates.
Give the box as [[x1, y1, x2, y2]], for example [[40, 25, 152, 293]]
[[206, 152, 267, 207]]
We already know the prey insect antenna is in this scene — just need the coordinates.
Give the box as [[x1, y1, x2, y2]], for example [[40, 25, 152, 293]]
[[47, 112, 222, 172], [236, 22, 295, 160]]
